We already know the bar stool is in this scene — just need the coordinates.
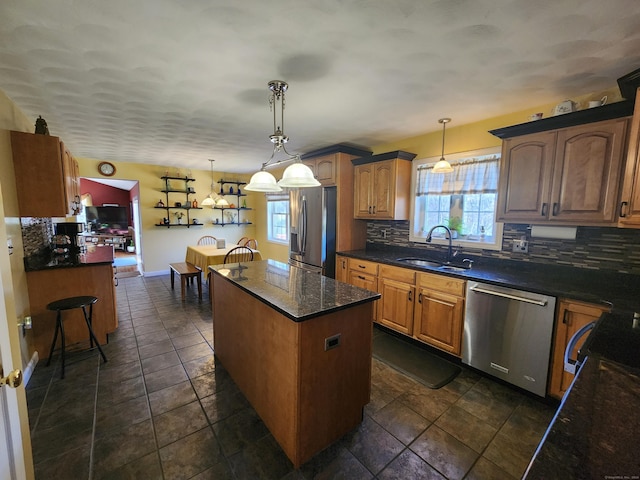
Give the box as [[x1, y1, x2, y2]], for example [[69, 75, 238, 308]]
[[46, 296, 107, 379]]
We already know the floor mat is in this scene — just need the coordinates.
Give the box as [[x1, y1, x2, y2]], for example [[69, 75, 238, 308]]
[[373, 329, 461, 389], [113, 256, 137, 267]]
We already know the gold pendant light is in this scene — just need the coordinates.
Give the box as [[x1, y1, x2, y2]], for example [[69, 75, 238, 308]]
[[433, 118, 454, 173]]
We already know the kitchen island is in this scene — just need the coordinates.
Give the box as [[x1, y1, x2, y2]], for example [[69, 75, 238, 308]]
[[209, 259, 380, 468], [24, 245, 118, 358]]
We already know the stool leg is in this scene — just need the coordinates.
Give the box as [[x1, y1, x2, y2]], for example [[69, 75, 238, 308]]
[[46, 310, 62, 367], [170, 268, 175, 290], [197, 272, 202, 302], [82, 304, 107, 364], [59, 313, 66, 379]]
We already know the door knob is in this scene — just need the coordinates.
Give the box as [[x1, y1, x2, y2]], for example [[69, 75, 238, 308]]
[[0, 369, 23, 389]]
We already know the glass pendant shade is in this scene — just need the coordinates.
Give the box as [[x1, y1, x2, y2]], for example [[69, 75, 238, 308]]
[[200, 195, 215, 206], [277, 162, 321, 188], [245, 170, 283, 192], [433, 158, 453, 173]]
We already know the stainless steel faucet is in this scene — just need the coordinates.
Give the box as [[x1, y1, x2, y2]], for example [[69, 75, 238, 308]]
[[425, 224, 453, 264]]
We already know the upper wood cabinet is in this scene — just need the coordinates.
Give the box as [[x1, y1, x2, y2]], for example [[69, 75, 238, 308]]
[[548, 299, 610, 400], [302, 155, 336, 186], [496, 118, 629, 225], [352, 151, 415, 220], [11, 131, 80, 217], [619, 88, 640, 227]]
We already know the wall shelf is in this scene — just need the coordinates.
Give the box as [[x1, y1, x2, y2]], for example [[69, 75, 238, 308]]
[[214, 179, 252, 226], [155, 176, 202, 227]]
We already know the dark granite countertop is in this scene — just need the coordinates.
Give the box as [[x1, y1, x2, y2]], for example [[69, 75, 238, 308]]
[[209, 259, 380, 322], [338, 247, 640, 313], [525, 311, 640, 478], [24, 245, 115, 272]]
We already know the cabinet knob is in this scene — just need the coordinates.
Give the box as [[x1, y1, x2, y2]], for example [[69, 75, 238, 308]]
[[408, 291, 412, 302]]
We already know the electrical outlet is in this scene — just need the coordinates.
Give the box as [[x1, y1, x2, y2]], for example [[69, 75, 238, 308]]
[[382, 229, 387, 239], [512, 239, 529, 253]]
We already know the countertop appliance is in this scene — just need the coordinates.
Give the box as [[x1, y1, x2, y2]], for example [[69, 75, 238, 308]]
[[54, 222, 86, 255], [289, 186, 337, 278], [462, 281, 556, 396]]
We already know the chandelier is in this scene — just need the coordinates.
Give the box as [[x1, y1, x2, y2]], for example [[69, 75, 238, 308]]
[[245, 80, 320, 192]]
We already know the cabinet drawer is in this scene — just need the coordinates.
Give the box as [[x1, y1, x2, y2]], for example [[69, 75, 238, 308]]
[[348, 258, 378, 275], [417, 272, 465, 296], [379, 264, 415, 284]]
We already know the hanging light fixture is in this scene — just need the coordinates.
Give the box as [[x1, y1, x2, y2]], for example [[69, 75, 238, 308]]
[[200, 159, 227, 207], [432, 117, 454, 173], [245, 80, 320, 192]]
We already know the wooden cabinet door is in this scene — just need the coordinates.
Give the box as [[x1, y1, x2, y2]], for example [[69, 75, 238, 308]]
[[347, 270, 378, 321], [496, 131, 557, 222], [61, 142, 80, 214], [550, 118, 628, 223], [371, 160, 395, 218], [413, 287, 464, 356], [548, 299, 609, 399], [10, 131, 68, 217], [377, 278, 414, 335], [354, 164, 373, 218], [335, 255, 348, 283], [619, 88, 640, 228], [315, 156, 336, 185]]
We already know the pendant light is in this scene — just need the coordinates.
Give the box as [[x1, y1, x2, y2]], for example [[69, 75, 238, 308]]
[[245, 80, 320, 192], [200, 159, 227, 207], [433, 118, 454, 173]]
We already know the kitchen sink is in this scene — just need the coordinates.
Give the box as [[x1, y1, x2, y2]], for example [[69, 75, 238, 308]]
[[395, 257, 443, 268]]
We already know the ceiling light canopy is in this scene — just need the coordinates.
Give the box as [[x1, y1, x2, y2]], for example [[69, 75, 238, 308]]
[[245, 81, 320, 192], [433, 117, 454, 173]]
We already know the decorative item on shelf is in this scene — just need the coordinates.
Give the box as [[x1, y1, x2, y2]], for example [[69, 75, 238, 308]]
[[188, 186, 195, 193], [245, 80, 320, 192], [237, 187, 241, 195], [229, 186, 234, 194], [214, 218, 219, 224], [192, 198, 198, 208], [588, 96, 607, 108], [433, 118, 454, 173], [174, 212, 184, 224], [163, 217, 169, 225], [192, 218, 199, 225], [553, 100, 578, 116], [156, 199, 165, 208], [242, 199, 247, 208], [34, 115, 50, 135], [185, 200, 192, 208], [174, 202, 182, 208]]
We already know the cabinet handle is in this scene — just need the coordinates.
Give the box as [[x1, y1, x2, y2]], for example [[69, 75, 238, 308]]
[[408, 291, 412, 302], [372, 206, 376, 214], [368, 206, 372, 214], [620, 201, 628, 218], [418, 293, 422, 304], [562, 309, 570, 325], [357, 275, 366, 280], [541, 203, 547, 216], [342, 260, 346, 269], [357, 264, 366, 269], [552, 203, 559, 216]]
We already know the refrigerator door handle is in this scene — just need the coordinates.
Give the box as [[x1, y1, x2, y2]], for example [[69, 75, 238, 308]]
[[300, 196, 307, 255]]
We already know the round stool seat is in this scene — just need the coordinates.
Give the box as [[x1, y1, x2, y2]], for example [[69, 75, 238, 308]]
[[47, 296, 98, 312]]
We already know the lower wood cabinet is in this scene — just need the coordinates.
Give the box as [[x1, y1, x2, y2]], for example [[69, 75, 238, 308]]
[[413, 272, 465, 356], [377, 264, 415, 335], [346, 258, 378, 321], [548, 299, 610, 399]]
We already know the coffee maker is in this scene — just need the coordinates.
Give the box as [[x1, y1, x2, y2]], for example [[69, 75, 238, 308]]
[[53, 222, 86, 256]]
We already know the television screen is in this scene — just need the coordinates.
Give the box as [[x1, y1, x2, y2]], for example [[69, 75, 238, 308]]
[[85, 206, 129, 234]]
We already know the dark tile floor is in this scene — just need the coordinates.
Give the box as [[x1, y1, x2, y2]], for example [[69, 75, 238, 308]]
[[26, 274, 556, 479]]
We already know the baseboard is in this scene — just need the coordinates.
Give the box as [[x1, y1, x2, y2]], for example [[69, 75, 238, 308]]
[[143, 270, 170, 277], [22, 351, 39, 387]]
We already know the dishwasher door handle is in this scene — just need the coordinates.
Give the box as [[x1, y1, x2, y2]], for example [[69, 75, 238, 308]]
[[469, 286, 548, 306]]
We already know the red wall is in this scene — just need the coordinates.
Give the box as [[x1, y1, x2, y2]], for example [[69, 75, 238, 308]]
[[80, 179, 133, 226]]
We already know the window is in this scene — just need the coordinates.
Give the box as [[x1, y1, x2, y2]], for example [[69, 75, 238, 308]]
[[410, 147, 503, 250], [267, 194, 289, 244]]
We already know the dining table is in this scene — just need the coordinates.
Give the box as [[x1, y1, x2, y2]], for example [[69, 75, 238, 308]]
[[185, 244, 262, 273]]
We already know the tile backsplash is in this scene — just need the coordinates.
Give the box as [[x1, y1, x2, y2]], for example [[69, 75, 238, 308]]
[[20, 217, 53, 257], [367, 221, 640, 275]]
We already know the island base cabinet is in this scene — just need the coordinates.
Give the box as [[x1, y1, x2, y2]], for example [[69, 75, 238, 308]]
[[212, 275, 373, 468], [26, 264, 118, 359]]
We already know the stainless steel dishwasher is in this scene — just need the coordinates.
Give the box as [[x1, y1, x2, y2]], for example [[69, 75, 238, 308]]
[[462, 281, 556, 397]]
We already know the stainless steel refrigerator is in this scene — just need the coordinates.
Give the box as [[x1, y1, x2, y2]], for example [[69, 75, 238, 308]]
[[289, 186, 337, 278]]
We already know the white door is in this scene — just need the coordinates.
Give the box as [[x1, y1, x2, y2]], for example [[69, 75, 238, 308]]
[[0, 185, 33, 479]]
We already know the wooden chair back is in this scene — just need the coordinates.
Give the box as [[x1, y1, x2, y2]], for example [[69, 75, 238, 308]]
[[237, 236, 249, 245], [224, 246, 254, 264], [197, 235, 217, 246], [243, 238, 258, 249]]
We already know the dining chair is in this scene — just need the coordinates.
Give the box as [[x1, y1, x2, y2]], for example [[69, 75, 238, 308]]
[[243, 238, 258, 249], [237, 236, 249, 246], [197, 235, 218, 245], [224, 246, 254, 263]]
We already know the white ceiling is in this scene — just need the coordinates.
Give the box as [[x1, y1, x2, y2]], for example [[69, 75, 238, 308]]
[[1, 0, 639, 174]]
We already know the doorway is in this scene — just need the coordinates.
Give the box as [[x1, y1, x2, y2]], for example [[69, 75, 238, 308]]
[[80, 178, 142, 276]]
